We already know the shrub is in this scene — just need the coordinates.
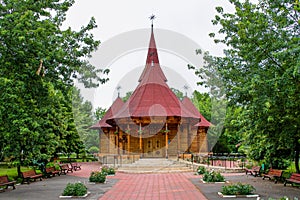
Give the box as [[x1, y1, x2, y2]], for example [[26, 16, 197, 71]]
[[221, 182, 255, 195], [88, 146, 99, 154], [62, 182, 87, 196], [89, 171, 106, 183], [101, 166, 115, 175], [197, 166, 206, 175], [203, 170, 225, 182]]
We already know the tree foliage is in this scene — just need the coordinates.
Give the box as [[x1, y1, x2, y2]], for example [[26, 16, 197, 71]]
[[194, 0, 299, 170], [0, 0, 106, 174], [73, 87, 99, 151]]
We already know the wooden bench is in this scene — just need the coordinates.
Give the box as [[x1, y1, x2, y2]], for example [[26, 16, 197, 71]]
[[71, 162, 81, 171], [45, 166, 60, 177], [21, 170, 43, 184], [284, 173, 300, 186], [262, 169, 283, 183], [0, 175, 16, 190], [59, 164, 73, 175], [245, 166, 261, 177]]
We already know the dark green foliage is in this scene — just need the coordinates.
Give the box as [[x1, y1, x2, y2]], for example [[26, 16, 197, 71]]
[[221, 182, 255, 195], [94, 107, 107, 120], [62, 182, 87, 196], [197, 166, 207, 175], [0, 0, 106, 175], [101, 166, 115, 175], [191, 0, 300, 172], [89, 171, 106, 183], [202, 170, 225, 182]]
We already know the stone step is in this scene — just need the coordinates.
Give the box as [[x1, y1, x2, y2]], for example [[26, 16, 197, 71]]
[[117, 158, 193, 173]]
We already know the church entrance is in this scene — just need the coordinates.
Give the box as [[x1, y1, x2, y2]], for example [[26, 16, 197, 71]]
[[143, 133, 164, 158]]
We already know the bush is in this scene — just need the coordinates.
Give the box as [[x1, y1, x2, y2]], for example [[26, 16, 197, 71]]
[[197, 166, 206, 175], [89, 171, 106, 183], [88, 146, 99, 154], [101, 166, 115, 175], [62, 182, 87, 196], [203, 170, 225, 182], [222, 182, 255, 195]]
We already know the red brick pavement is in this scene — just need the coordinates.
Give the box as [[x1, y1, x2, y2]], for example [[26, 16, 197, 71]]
[[100, 173, 207, 200], [68, 162, 208, 200]]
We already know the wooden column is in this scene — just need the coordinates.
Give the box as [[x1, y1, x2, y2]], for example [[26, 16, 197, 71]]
[[177, 124, 181, 155], [127, 124, 130, 155], [165, 123, 168, 158], [139, 123, 142, 154], [127, 135, 130, 155], [187, 122, 191, 152]]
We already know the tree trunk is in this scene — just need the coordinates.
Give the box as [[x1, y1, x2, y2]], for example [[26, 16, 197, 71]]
[[295, 141, 300, 173], [17, 156, 22, 178]]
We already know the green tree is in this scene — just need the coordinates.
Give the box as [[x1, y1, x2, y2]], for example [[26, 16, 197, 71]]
[[191, 91, 212, 121], [0, 0, 107, 175], [194, 0, 299, 170], [73, 87, 99, 151], [94, 107, 107, 120], [171, 88, 184, 100], [122, 91, 133, 102]]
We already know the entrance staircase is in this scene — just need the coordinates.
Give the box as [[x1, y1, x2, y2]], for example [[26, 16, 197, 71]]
[[117, 158, 193, 173]]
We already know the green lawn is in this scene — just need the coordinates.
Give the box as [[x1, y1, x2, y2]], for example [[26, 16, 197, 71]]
[[0, 166, 40, 182]]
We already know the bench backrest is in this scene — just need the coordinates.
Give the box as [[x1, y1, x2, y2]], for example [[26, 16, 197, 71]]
[[290, 173, 300, 181], [22, 170, 36, 178], [0, 175, 9, 184], [252, 166, 261, 171], [268, 169, 283, 176], [72, 163, 78, 167], [45, 167, 55, 173], [60, 164, 68, 169]]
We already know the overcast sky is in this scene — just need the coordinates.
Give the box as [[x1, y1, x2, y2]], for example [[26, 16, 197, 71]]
[[64, 0, 236, 109]]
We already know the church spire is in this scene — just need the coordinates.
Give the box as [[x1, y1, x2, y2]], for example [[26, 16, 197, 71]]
[[138, 15, 167, 84]]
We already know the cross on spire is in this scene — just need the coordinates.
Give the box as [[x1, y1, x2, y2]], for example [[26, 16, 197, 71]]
[[149, 14, 156, 29], [116, 85, 121, 97], [183, 85, 189, 97]]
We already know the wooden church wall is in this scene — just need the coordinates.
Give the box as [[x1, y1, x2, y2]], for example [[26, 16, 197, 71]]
[[99, 125, 208, 156]]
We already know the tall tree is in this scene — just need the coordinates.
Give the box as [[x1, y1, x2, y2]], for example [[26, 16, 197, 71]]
[[73, 87, 99, 151], [0, 0, 107, 174], [194, 0, 299, 170]]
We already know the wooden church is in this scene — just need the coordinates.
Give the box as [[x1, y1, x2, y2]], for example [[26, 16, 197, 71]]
[[91, 24, 210, 159]]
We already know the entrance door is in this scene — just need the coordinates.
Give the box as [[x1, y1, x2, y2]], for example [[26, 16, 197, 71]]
[[144, 134, 163, 158]]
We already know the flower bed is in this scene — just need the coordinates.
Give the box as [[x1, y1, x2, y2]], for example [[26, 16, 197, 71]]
[[89, 171, 106, 183], [202, 170, 225, 183], [59, 182, 89, 199], [101, 166, 115, 176], [218, 182, 259, 198]]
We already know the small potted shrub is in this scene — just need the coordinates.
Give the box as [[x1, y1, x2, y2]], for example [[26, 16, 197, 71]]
[[61, 182, 88, 198], [89, 171, 106, 183], [202, 170, 225, 183], [197, 166, 206, 175], [219, 182, 257, 197], [101, 166, 115, 175]]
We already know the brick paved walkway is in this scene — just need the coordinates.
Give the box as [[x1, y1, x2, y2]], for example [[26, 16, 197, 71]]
[[99, 173, 207, 200], [68, 162, 207, 200]]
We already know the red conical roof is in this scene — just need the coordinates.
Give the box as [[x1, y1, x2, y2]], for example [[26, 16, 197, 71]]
[[182, 96, 211, 127], [107, 27, 199, 122], [90, 97, 124, 129], [138, 27, 167, 85]]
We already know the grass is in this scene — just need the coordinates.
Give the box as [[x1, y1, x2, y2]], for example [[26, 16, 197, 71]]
[[0, 165, 42, 182]]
